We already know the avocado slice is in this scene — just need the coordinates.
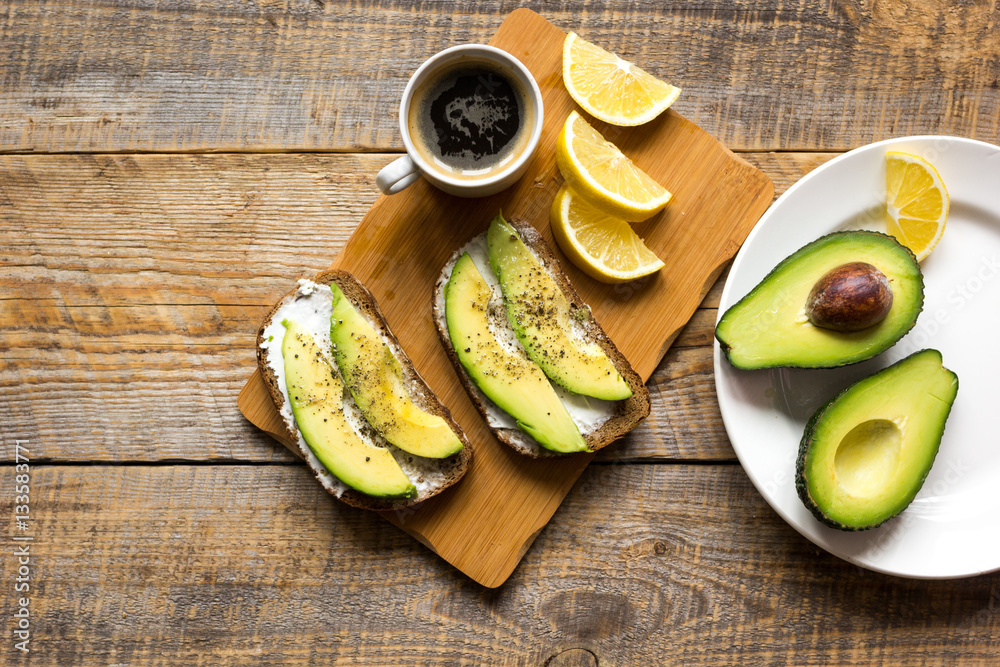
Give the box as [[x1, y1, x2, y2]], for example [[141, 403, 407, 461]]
[[329, 285, 464, 459], [486, 214, 632, 400], [716, 231, 923, 369], [445, 252, 590, 454], [282, 319, 416, 498], [796, 349, 959, 531]]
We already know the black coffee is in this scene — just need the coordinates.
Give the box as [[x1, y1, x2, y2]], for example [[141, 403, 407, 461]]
[[409, 61, 533, 179]]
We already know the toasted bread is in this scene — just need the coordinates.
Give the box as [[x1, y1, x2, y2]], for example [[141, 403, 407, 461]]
[[433, 219, 650, 458], [257, 269, 471, 510]]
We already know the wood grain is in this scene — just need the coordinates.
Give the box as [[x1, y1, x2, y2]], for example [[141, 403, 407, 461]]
[[2, 463, 997, 665], [0, 151, 815, 305], [2, 1, 997, 661], [2, 1, 997, 153], [0, 151, 826, 463]]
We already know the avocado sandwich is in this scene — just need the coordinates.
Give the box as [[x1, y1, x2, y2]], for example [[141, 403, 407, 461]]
[[434, 213, 650, 457], [257, 270, 471, 510]]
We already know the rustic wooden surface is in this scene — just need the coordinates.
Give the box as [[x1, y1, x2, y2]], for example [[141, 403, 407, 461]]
[[2, 1, 997, 153], [3, 464, 999, 665], [2, 0, 999, 664]]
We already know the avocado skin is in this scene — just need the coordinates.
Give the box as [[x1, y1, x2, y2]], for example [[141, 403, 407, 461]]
[[716, 231, 924, 370], [795, 349, 959, 531]]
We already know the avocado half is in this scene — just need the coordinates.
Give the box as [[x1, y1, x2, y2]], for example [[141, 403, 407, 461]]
[[796, 349, 959, 531], [716, 231, 923, 369]]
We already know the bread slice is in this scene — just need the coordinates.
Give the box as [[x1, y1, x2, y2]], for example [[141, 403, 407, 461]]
[[257, 269, 472, 511], [432, 219, 650, 458]]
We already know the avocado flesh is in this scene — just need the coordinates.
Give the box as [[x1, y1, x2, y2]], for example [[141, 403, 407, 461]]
[[445, 252, 589, 454], [329, 285, 463, 459], [716, 231, 923, 369], [282, 320, 416, 498], [487, 214, 631, 400], [796, 349, 958, 531]]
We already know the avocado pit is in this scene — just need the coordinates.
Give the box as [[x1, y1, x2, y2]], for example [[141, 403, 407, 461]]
[[806, 262, 893, 332]]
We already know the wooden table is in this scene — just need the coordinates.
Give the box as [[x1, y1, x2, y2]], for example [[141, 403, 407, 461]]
[[2, 2, 998, 664]]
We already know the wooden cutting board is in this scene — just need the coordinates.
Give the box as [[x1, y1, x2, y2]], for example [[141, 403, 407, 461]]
[[238, 8, 773, 588]]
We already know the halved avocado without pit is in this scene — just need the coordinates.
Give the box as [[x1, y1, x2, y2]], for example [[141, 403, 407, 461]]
[[796, 349, 959, 531], [716, 231, 924, 369]]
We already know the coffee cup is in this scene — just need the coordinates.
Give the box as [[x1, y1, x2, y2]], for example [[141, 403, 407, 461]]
[[376, 44, 544, 198]]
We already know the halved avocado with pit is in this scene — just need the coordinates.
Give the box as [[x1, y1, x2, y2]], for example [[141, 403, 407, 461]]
[[796, 348, 958, 531], [716, 231, 923, 369]]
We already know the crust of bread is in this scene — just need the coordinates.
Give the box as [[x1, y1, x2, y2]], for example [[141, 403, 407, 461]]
[[432, 219, 651, 458], [256, 269, 472, 511]]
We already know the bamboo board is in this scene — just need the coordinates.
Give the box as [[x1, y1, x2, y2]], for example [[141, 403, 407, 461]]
[[238, 8, 773, 587]]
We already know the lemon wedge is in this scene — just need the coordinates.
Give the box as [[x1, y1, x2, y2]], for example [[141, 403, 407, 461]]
[[885, 151, 949, 261], [550, 184, 665, 283], [556, 110, 672, 222], [563, 32, 681, 126]]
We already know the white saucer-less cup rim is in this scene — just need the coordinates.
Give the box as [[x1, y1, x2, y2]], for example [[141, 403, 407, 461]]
[[375, 44, 544, 198]]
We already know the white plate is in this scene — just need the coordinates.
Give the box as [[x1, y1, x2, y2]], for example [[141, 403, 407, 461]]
[[714, 136, 1000, 578]]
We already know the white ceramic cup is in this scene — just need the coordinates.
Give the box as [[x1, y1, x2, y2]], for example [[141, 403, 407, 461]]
[[376, 44, 544, 198]]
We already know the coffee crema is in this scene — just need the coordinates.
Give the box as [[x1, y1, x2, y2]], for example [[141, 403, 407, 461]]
[[408, 60, 534, 181]]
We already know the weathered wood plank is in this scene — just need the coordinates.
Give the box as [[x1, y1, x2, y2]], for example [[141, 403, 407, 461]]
[[0, 151, 825, 462], [1, 3, 997, 153], [0, 328, 727, 462], [2, 464, 997, 664], [0, 152, 817, 306], [0, 153, 381, 307]]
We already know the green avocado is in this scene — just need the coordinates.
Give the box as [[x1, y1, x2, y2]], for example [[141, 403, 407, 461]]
[[329, 284, 464, 459], [281, 319, 416, 498], [796, 348, 958, 531], [445, 252, 589, 454], [486, 213, 631, 400], [716, 231, 923, 369]]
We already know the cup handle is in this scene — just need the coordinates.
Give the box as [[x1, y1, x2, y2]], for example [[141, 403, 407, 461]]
[[376, 155, 422, 195]]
